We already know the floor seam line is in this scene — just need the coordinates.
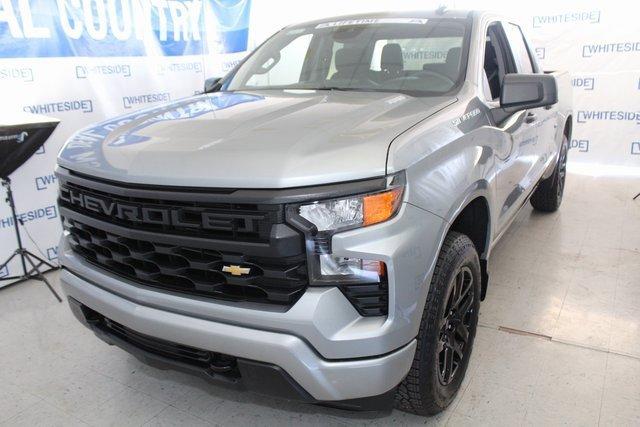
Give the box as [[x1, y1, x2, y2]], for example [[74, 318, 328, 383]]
[[596, 353, 609, 427], [478, 323, 640, 361]]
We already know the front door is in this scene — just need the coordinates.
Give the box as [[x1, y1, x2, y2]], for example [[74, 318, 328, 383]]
[[483, 23, 543, 235]]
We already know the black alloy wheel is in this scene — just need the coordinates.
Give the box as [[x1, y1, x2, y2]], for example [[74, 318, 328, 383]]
[[438, 266, 475, 385], [556, 140, 568, 204], [395, 232, 481, 415], [530, 134, 569, 212]]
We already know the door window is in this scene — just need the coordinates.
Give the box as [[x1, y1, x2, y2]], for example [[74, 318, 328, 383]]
[[503, 24, 535, 74], [483, 24, 514, 101]]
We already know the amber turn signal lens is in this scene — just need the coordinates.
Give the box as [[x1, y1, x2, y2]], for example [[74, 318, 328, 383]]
[[363, 260, 387, 277], [363, 187, 403, 226]]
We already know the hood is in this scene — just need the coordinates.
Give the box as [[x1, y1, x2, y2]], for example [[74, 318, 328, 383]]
[[58, 90, 456, 188]]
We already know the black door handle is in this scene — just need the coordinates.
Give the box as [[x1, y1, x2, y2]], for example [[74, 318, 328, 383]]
[[525, 112, 537, 124]]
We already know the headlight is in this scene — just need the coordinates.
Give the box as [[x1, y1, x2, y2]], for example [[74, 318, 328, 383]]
[[298, 185, 403, 232], [287, 173, 404, 286]]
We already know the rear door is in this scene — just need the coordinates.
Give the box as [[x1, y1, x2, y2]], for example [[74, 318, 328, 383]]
[[502, 22, 556, 175]]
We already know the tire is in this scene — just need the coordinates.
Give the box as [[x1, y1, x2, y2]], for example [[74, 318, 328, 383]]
[[530, 135, 569, 212], [395, 231, 481, 415]]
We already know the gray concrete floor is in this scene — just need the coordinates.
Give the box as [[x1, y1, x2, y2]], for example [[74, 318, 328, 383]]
[[1, 172, 639, 426]]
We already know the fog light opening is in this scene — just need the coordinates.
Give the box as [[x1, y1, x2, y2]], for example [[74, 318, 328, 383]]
[[319, 255, 386, 282]]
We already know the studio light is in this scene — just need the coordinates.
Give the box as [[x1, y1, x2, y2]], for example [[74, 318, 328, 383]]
[[0, 113, 62, 302]]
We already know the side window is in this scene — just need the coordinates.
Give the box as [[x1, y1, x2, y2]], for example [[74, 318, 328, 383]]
[[483, 24, 512, 101], [246, 34, 313, 87], [503, 24, 534, 74], [327, 41, 344, 78]]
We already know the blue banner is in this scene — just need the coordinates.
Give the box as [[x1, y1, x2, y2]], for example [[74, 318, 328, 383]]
[[0, 0, 251, 57]]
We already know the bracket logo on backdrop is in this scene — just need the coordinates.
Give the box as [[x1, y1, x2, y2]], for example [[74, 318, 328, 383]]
[[572, 77, 595, 91], [0, 205, 57, 230], [47, 246, 58, 261], [76, 64, 132, 79], [582, 42, 640, 58], [0, 65, 33, 82], [0, 0, 252, 57], [158, 61, 203, 75], [532, 11, 601, 28], [22, 99, 94, 115], [577, 110, 640, 125], [570, 139, 590, 153], [122, 92, 171, 109], [35, 173, 57, 191]]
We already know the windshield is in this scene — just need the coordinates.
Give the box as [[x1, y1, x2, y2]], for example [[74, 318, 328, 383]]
[[223, 18, 469, 96]]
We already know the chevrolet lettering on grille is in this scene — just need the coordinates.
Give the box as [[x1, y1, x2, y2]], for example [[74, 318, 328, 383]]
[[59, 185, 261, 233]]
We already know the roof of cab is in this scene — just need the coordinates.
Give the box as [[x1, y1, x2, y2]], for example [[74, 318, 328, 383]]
[[288, 9, 480, 28]]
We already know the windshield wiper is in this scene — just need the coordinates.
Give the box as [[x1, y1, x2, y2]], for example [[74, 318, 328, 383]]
[[316, 87, 388, 93], [313, 86, 357, 91]]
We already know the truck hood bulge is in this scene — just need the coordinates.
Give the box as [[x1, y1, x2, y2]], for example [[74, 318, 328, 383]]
[[58, 90, 455, 188]]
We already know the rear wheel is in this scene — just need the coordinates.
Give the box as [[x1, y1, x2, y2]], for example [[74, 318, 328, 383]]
[[395, 232, 481, 415], [530, 135, 568, 212]]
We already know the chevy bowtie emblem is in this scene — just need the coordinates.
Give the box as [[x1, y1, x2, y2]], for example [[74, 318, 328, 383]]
[[222, 265, 251, 276]]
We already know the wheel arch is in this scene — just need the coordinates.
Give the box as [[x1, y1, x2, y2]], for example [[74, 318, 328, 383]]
[[444, 185, 492, 300], [564, 115, 572, 140]]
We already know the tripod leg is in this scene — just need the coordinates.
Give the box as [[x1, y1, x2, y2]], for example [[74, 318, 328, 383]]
[[24, 250, 57, 270], [23, 252, 62, 303], [34, 275, 63, 303], [22, 252, 55, 277]]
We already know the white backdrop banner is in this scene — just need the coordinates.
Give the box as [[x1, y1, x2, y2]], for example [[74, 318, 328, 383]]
[[502, 2, 640, 170], [0, 0, 253, 285], [0, 0, 638, 285]]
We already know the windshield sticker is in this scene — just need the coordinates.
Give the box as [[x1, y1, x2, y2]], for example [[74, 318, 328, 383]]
[[316, 18, 428, 29], [286, 28, 307, 35]]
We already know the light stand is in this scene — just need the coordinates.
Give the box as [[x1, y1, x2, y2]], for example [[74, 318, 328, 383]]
[[0, 177, 62, 302]]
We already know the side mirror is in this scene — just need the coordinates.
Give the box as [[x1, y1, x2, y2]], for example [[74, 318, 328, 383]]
[[500, 73, 558, 113], [204, 77, 222, 94]]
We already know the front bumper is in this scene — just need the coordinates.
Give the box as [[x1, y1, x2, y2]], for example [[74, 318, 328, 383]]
[[59, 200, 445, 360], [59, 195, 447, 402], [61, 268, 415, 403]]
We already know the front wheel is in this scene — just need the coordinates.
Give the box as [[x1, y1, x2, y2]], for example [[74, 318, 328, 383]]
[[395, 232, 481, 415], [530, 135, 569, 212]]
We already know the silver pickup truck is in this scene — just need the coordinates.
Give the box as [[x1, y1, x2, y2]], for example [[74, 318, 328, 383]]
[[57, 10, 571, 415]]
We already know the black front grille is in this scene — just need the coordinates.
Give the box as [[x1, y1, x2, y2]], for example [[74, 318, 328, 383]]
[[58, 170, 390, 316], [64, 217, 307, 305], [59, 171, 308, 307]]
